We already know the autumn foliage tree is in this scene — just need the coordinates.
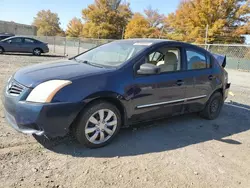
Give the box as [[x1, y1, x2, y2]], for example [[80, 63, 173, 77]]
[[125, 8, 164, 39], [165, 0, 250, 43], [66, 18, 83, 37], [81, 0, 132, 39], [125, 13, 150, 38], [144, 6, 164, 28], [33, 10, 64, 36]]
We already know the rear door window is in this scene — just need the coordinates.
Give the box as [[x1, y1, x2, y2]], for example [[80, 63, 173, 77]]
[[24, 38, 35, 44], [186, 50, 208, 70]]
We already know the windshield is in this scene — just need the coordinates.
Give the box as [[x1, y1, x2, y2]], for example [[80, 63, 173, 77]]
[[75, 41, 151, 67]]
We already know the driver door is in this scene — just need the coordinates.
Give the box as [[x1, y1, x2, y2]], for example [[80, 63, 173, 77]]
[[129, 46, 187, 123], [4, 38, 24, 52]]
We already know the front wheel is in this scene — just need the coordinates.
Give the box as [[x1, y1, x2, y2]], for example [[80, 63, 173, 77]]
[[200, 92, 223, 120], [74, 101, 121, 148]]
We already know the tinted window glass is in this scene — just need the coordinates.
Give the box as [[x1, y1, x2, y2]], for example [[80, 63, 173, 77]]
[[7, 38, 23, 44], [146, 48, 181, 73], [149, 52, 163, 62], [187, 50, 207, 70], [24, 38, 35, 43]]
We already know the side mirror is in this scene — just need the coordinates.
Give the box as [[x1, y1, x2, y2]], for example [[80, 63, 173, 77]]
[[137, 63, 160, 75]]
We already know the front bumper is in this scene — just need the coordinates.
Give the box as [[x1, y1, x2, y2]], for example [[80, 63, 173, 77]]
[[5, 109, 44, 135], [43, 47, 49, 53], [3, 90, 82, 137]]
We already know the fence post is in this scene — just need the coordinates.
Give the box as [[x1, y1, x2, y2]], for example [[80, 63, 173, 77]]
[[64, 37, 66, 56], [53, 36, 56, 53], [206, 44, 210, 51], [121, 27, 125, 39], [78, 38, 81, 55], [237, 60, 240, 70], [205, 24, 209, 44]]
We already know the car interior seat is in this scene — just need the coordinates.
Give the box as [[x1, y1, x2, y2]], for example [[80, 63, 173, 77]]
[[188, 56, 206, 69], [157, 52, 178, 72]]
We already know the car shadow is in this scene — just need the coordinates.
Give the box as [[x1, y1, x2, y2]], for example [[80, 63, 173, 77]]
[[3, 53, 65, 58], [35, 101, 250, 158]]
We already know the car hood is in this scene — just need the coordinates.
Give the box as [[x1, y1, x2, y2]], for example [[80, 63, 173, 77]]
[[14, 59, 112, 88]]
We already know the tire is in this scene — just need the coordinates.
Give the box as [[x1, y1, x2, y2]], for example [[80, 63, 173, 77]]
[[0, 46, 4, 54], [200, 92, 223, 120], [74, 101, 121, 148], [33, 48, 42, 56]]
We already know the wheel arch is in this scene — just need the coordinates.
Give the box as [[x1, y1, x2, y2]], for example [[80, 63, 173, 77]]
[[211, 87, 224, 98], [70, 91, 129, 131], [0, 46, 5, 52]]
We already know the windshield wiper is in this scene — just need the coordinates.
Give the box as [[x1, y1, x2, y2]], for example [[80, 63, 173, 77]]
[[80, 60, 104, 68]]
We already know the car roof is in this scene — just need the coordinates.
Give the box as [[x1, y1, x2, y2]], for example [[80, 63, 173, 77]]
[[117, 38, 170, 44], [2, 36, 40, 41], [116, 38, 198, 47], [116, 38, 205, 51]]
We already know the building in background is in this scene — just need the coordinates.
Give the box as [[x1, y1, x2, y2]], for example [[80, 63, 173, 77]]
[[0, 20, 37, 35]]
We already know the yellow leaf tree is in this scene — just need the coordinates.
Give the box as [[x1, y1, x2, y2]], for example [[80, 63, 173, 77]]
[[33, 10, 64, 36], [165, 0, 250, 43], [66, 18, 83, 37], [82, 0, 132, 39], [125, 7, 165, 39], [124, 13, 150, 38]]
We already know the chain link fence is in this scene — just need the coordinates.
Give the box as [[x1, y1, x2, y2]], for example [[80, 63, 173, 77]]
[[18, 36, 250, 71], [32, 36, 114, 57], [198, 44, 250, 71]]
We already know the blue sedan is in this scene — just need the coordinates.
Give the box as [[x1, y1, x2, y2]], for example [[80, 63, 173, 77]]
[[3, 39, 230, 148], [0, 36, 49, 55]]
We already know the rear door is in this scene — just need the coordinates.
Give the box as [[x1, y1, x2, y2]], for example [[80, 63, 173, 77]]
[[183, 48, 215, 112], [22, 38, 36, 52]]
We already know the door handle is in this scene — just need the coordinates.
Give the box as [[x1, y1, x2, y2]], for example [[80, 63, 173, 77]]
[[176, 80, 184, 86], [208, 75, 214, 80]]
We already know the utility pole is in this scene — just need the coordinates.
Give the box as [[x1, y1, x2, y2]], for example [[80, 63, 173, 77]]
[[121, 27, 125, 39], [205, 24, 209, 44], [159, 26, 164, 39]]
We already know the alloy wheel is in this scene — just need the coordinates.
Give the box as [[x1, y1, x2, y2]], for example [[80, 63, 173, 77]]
[[85, 109, 118, 144]]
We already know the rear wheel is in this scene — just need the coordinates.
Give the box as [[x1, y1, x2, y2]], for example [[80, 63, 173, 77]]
[[0, 47, 4, 54], [74, 101, 121, 148], [200, 92, 223, 120], [33, 48, 42, 56]]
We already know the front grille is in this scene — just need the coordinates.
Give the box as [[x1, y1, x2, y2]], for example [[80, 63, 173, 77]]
[[7, 80, 25, 96]]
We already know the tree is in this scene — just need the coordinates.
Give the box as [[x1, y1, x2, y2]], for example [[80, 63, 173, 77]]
[[144, 6, 164, 28], [124, 13, 150, 38], [33, 10, 64, 36], [66, 18, 83, 37], [165, 0, 250, 43], [82, 0, 132, 39], [124, 8, 164, 39]]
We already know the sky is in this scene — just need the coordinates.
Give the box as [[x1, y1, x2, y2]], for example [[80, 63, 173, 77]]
[[0, 0, 180, 30]]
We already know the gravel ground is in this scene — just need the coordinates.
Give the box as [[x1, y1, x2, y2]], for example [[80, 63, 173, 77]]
[[0, 54, 250, 188]]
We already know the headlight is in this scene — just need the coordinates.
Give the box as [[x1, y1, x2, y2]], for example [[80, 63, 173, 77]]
[[26, 80, 72, 103]]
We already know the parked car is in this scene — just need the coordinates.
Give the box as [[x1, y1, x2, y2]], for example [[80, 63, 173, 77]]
[[0, 36, 49, 55], [3, 39, 230, 148], [0, 33, 14, 41]]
